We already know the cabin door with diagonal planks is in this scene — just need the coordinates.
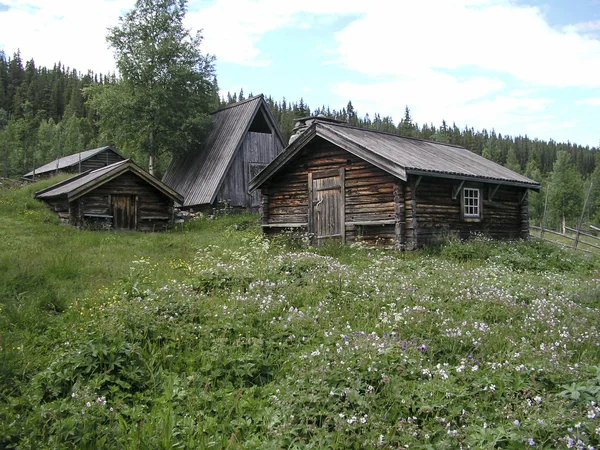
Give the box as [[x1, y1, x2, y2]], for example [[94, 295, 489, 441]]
[[309, 169, 345, 244], [111, 195, 137, 230]]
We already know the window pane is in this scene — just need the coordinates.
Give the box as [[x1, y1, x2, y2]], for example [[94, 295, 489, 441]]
[[463, 188, 480, 218]]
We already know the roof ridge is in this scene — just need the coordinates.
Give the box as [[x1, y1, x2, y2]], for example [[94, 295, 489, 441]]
[[211, 94, 264, 114], [319, 122, 466, 149], [24, 145, 116, 177]]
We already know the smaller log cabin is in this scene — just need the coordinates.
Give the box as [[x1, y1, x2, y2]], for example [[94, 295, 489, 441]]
[[35, 160, 183, 231], [23, 146, 125, 180], [249, 118, 542, 249], [163, 94, 285, 212]]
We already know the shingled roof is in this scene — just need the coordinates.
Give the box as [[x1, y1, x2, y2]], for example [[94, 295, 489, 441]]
[[162, 94, 285, 207], [250, 121, 541, 191], [24, 146, 123, 179], [35, 159, 183, 203]]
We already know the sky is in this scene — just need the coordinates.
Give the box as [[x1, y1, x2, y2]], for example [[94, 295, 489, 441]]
[[1, 0, 599, 148]]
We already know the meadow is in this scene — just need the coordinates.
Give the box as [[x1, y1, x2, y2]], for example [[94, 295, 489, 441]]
[[1, 178, 599, 449]]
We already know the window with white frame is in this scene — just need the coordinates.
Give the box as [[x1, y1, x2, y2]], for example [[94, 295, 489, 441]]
[[463, 187, 481, 218]]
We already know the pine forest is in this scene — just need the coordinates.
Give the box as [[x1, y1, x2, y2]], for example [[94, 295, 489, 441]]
[[0, 49, 598, 229]]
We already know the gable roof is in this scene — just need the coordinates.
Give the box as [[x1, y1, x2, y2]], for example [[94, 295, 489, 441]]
[[249, 121, 541, 192], [162, 94, 285, 207], [35, 159, 183, 203], [24, 146, 124, 178]]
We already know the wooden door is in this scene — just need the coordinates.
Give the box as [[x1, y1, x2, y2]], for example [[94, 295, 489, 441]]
[[308, 169, 345, 243], [111, 195, 137, 230]]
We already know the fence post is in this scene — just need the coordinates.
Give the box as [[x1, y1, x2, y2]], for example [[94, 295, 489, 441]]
[[574, 182, 593, 249]]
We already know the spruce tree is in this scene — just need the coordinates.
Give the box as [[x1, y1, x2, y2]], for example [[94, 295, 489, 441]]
[[505, 146, 521, 173], [399, 106, 414, 136]]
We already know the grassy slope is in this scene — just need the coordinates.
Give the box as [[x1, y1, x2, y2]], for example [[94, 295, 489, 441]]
[[1, 179, 600, 449]]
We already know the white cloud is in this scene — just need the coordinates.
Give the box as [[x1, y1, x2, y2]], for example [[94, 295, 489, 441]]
[[576, 98, 600, 106], [0, 0, 134, 74], [331, 1, 600, 88], [564, 19, 600, 33], [188, 0, 600, 88], [186, 0, 370, 66], [5, 0, 600, 88], [331, 77, 551, 131]]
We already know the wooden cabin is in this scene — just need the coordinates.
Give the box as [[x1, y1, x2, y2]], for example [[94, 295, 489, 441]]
[[35, 160, 183, 231], [163, 94, 285, 212], [23, 146, 125, 180], [249, 118, 541, 249]]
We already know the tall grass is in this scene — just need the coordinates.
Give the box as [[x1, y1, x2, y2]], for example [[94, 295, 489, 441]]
[[1, 179, 600, 448]]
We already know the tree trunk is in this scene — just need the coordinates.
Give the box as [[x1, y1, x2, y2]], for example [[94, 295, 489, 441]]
[[562, 215, 566, 235], [148, 152, 156, 176], [148, 128, 155, 176]]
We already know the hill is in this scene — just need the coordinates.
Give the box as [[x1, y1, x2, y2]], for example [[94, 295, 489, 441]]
[[1, 179, 600, 448]]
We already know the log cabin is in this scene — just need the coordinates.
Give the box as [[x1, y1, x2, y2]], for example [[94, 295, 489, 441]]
[[249, 117, 542, 249], [23, 146, 125, 180], [162, 94, 285, 212], [35, 160, 183, 231]]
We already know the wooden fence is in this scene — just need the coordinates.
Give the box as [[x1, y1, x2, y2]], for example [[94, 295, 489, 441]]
[[530, 225, 600, 254]]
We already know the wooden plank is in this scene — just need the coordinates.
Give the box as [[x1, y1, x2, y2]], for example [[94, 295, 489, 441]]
[[452, 180, 465, 200], [531, 227, 576, 240], [307, 172, 314, 235], [345, 201, 395, 212], [346, 220, 396, 226], [340, 168, 346, 242], [411, 181, 418, 249], [533, 234, 594, 253], [519, 190, 528, 204], [414, 176, 422, 192], [140, 215, 169, 220], [562, 226, 600, 241], [84, 213, 113, 219], [520, 190, 529, 238], [269, 205, 308, 215], [268, 214, 308, 223], [312, 168, 342, 179], [262, 223, 308, 228], [574, 240, 600, 251]]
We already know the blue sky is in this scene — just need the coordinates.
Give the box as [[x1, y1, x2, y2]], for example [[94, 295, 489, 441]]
[[1, 0, 599, 148]]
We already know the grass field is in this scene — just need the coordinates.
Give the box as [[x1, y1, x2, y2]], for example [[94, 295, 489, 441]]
[[1, 178, 600, 449]]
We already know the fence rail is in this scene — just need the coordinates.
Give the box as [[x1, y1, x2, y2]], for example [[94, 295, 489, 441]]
[[530, 225, 598, 254]]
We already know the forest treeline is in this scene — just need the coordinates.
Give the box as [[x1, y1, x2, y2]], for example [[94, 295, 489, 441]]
[[1, 50, 599, 228]]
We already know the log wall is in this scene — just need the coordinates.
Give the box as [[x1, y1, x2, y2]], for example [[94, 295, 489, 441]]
[[406, 175, 526, 247], [43, 197, 70, 222], [78, 172, 174, 231], [261, 138, 530, 248], [262, 138, 397, 246], [80, 150, 125, 172]]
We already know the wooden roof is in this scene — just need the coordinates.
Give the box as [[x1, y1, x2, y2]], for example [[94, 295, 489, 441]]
[[24, 146, 124, 178], [35, 160, 183, 203], [162, 94, 285, 207], [250, 121, 541, 191]]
